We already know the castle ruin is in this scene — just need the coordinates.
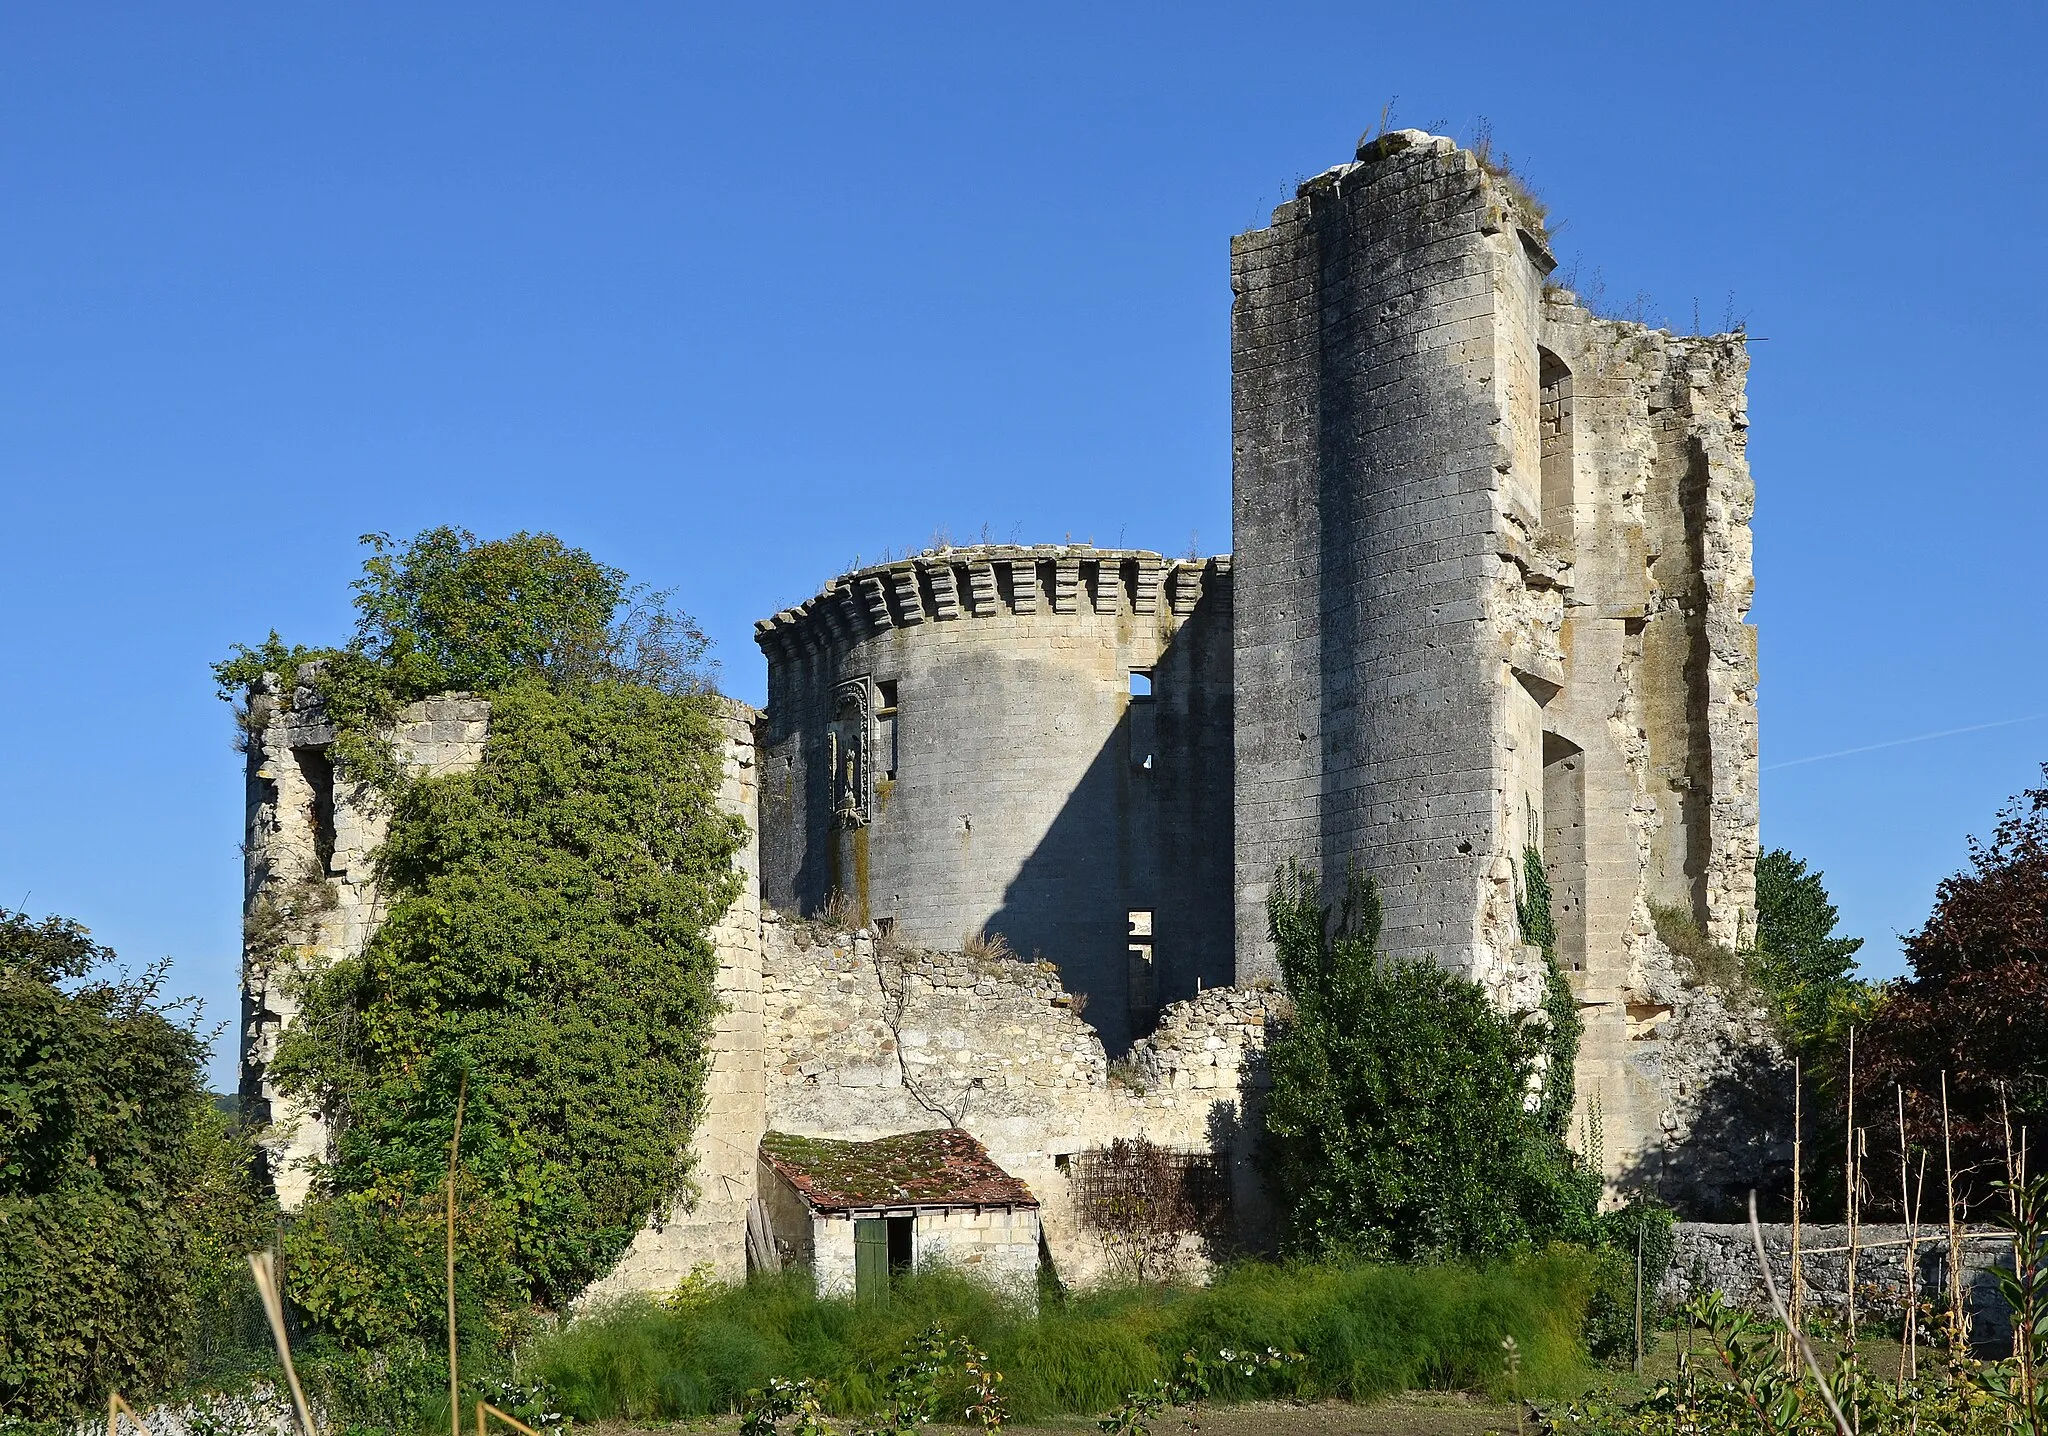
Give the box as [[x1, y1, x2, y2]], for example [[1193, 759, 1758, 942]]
[[240, 128, 1769, 1294]]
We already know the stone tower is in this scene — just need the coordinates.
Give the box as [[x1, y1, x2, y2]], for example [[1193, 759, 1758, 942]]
[[753, 545, 1234, 1051], [1229, 130, 1760, 1181]]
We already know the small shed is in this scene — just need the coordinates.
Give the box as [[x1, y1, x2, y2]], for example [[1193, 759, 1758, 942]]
[[758, 1129, 1040, 1302]]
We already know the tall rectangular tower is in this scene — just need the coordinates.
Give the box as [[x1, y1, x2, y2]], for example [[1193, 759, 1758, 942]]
[[1231, 129, 1760, 1193]]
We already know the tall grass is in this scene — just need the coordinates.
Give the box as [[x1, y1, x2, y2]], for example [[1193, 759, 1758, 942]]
[[527, 1250, 1597, 1424]]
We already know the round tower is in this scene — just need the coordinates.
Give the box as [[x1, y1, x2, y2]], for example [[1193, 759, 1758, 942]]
[[754, 545, 1232, 1052]]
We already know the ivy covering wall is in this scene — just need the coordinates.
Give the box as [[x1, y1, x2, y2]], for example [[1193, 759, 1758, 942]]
[[215, 528, 744, 1358]]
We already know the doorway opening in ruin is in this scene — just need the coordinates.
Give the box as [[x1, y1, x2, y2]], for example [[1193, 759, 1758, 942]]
[[1541, 733, 1587, 973], [1539, 348, 1575, 539]]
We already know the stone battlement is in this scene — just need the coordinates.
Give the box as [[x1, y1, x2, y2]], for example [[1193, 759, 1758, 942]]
[[754, 546, 1230, 662]]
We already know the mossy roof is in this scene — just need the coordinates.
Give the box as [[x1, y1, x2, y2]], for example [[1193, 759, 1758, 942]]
[[759, 1128, 1038, 1212]]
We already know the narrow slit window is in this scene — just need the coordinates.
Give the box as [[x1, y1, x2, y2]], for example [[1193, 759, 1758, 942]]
[[1127, 909, 1157, 1036], [1127, 671, 1155, 772], [1539, 348, 1575, 538]]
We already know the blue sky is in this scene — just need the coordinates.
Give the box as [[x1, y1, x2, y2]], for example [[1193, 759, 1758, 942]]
[[3, 3, 2042, 1088]]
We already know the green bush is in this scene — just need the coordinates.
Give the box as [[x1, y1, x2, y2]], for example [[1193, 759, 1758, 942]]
[[526, 1255, 1598, 1424], [1582, 1195, 1677, 1364], [1260, 861, 1603, 1260], [0, 910, 273, 1421]]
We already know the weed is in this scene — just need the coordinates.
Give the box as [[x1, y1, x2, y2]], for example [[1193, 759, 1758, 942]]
[[1650, 902, 1751, 996]]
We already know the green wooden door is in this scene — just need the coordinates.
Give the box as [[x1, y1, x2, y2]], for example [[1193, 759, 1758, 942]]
[[854, 1218, 889, 1304]]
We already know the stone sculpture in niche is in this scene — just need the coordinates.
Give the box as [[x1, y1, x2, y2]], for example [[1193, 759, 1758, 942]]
[[828, 677, 871, 828]]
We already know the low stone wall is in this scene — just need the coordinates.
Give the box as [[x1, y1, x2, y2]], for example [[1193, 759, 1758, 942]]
[[762, 915, 1286, 1286], [1665, 1222, 2016, 1348]]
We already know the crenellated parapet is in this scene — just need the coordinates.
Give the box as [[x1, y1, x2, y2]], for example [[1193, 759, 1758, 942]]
[[753, 546, 1230, 664]]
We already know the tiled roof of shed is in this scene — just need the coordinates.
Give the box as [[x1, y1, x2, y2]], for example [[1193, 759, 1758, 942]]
[[760, 1128, 1038, 1213]]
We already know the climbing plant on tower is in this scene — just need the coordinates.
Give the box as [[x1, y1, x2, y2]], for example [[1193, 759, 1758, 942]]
[[1260, 860, 1603, 1262], [214, 528, 744, 1354], [1516, 844, 1582, 1140]]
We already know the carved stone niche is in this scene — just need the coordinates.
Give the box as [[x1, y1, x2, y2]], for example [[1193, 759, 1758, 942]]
[[827, 677, 873, 829]]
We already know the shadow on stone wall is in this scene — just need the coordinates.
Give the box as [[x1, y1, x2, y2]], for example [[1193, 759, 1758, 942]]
[[984, 588, 1234, 1054], [1205, 1067, 1280, 1258], [1616, 1037, 1796, 1221]]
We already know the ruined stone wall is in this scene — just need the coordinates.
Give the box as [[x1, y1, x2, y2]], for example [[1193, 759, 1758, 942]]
[[239, 668, 490, 1207], [1532, 299, 1767, 1207], [755, 545, 1234, 1052], [241, 679, 770, 1270], [1228, 129, 1766, 1200], [760, 916, 1283, 1288]]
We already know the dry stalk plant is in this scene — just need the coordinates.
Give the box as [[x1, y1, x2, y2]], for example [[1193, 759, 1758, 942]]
[[224, 1075, 473, 1436], [105, 1392, 153, 1436]]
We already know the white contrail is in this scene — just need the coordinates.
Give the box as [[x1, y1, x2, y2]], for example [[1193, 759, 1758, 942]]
[[1766, 713, 2048, 771]]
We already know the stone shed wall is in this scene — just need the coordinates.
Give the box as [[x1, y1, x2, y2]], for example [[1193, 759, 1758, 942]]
[[761, 915, 1284, 1288], [239, 668, 490, 1207], [912, 1206, 1041, 1297], [789, 1205, 1041, 1302], [755, 545, 1234, 1053]]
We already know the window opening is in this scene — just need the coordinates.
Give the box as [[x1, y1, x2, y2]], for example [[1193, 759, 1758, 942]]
[[876, 680, 900, 781], [1127, 909, 1157, 1036], [293, 746, 338, 875], [1127, 671, 1155, 772], [1542, 732, 1588, 973], [1538, 348, 1575, 538]]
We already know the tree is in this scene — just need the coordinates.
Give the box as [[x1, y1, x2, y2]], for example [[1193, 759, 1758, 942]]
[[1859, 767, 2048, 1216], [1259, 862, 1601, 1260], [1751, 848, 1868, 1052], [0, 910, 271, 1420]]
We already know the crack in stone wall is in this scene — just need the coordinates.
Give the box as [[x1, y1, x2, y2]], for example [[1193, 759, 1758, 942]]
[[761, 917, 1284, 1287]]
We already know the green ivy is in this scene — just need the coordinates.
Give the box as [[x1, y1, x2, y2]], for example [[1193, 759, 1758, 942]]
[[219, 528, 742, 1366], [1516, 845, 1581, 1139], [1259, 861, 1603, 1261]]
